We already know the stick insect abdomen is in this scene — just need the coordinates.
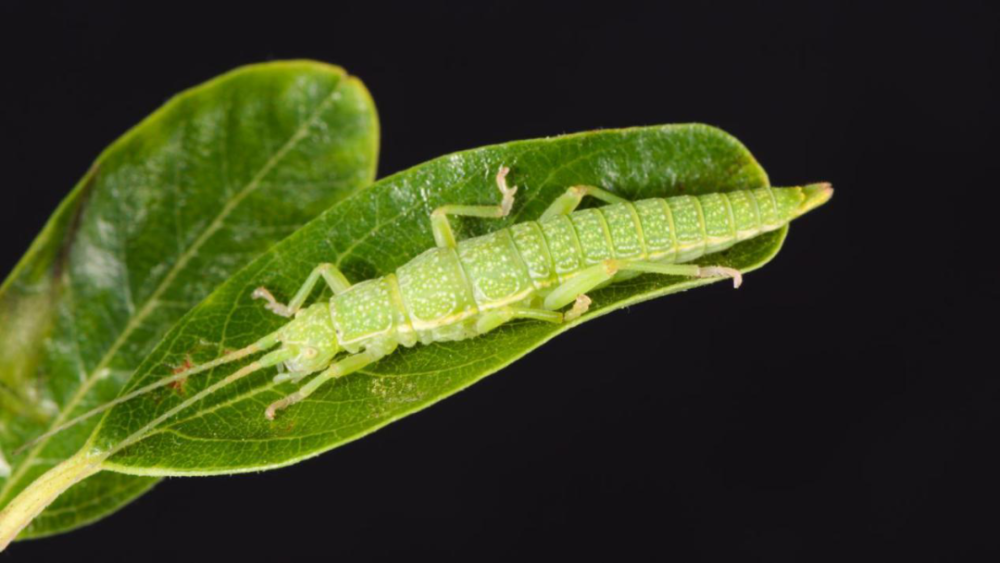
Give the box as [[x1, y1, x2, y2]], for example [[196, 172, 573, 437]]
[[456, 229, 536, 307], [537, 213, 586, 282], [623, 186, 810, 264], [509, 221, 557, 288], [321, 186, 824, 355]]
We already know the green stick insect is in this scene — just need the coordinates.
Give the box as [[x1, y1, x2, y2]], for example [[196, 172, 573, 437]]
[[23, 167, 832, 446]]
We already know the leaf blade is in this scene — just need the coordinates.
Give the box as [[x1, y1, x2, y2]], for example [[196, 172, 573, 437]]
[[92, 124, 784, 475], [0, 60, 379, 538]]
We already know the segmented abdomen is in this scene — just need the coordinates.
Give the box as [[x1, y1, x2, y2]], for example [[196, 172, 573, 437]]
[[333, 185, 806, 349], [511, 186, 802, 286]]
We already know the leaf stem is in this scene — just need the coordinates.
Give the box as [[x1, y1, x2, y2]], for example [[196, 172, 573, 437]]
[[0, 449, 106, 550]]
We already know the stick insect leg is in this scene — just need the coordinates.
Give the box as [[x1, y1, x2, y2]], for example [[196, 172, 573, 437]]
[[543, 262, 617, 311], [540, 185, 628, 220], [272, 370, 314, 385], [541, 257, 742, 323], [430, 166, 517, 248], [475, 306, 564, 334], [252, 263, 352, 318], [265, 347, 386, 420], [615, 260, 743, 288]]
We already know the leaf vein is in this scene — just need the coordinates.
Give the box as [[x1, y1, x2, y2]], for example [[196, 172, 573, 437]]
[[0, 77, 346, 505]]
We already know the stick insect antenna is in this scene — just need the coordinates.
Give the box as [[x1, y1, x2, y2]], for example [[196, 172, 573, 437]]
[[15, 331, 283, 455]]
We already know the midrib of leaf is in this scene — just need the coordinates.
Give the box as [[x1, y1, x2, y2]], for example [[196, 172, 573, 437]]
[[0, 77, 347, 504], [28, 478, 142, 517]]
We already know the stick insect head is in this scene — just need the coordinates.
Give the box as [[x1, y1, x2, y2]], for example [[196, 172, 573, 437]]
[[274, 302, 341, 374]]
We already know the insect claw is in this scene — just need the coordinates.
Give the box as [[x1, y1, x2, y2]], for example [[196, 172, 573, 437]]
[[272, 371, 308, 385], [496, 165, 517, 217], [564, 294, 592, 321], [252, 287, 293, 317], [265, 391, 303, 420], [699, 266, 743, 288]]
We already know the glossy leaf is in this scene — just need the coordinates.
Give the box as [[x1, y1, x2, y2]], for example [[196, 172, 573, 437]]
[[89, 124, 784, 476], [0, 61, 379, 538]]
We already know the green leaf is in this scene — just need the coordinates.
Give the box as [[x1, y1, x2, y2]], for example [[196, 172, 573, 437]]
[[0, 61, 379, 538], [89, 124, 784, 476]]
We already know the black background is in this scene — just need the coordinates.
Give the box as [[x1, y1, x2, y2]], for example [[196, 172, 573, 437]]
[[1, 1, 997, 561]]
